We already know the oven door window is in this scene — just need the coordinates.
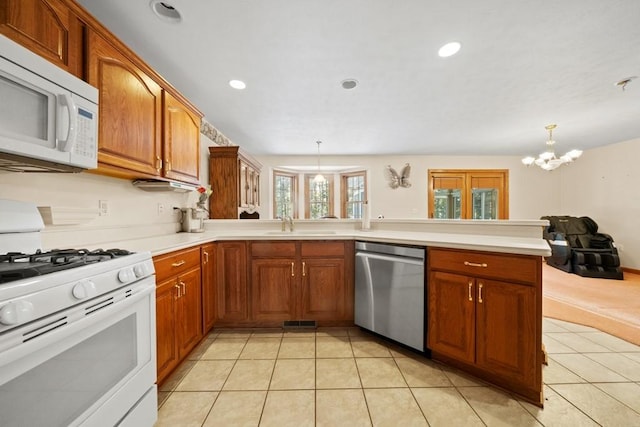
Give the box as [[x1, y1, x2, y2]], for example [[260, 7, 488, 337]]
[[0, 314, 137, 427], [0, 278, 157, 427]]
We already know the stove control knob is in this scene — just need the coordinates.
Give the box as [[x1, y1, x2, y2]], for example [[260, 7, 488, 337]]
[[118, 268, 135, 283], [72, 280, 97, 300], [133, 263, 150, 278], [0, 300, 35, 325]]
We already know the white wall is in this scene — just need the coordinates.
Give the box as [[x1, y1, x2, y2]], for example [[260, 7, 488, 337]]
[[256, 154, 559, 220], [3, 137, 637, 268], [558, 138, 640, 269]]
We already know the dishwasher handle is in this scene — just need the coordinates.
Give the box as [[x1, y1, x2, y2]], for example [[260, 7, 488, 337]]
[[356, 251, 425, 266]]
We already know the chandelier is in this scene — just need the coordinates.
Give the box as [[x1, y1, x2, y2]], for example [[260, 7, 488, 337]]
[[521, 124, 582, 171]]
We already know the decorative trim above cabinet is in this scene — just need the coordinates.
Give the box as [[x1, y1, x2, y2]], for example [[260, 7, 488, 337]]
[[201, 119, 233, 147]]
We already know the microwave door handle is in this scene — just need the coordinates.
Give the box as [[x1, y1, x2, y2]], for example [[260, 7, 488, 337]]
[[57, 94, 78, 152]]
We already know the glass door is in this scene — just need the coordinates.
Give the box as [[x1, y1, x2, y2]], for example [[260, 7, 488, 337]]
[[429, 173, 465, 219], [428, 170, 508, 219]]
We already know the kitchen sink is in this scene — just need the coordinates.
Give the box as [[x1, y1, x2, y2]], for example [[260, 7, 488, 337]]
[[263, 230, 337, 235]]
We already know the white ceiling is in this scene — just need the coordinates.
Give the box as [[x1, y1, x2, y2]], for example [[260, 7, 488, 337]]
[[76, 0, 640, 157]]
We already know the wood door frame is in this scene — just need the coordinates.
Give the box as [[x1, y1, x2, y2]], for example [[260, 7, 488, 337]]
[[428, 169, 509, 219]]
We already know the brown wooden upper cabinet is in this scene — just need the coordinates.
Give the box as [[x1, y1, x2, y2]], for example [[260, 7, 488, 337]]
[[428, 169, 509, 219], [86, 29, 163, 178], [0, 0, 83, 77], [163, 91, 200, 184], [209, 146, 262, 218], [85, 29, 201, 184]]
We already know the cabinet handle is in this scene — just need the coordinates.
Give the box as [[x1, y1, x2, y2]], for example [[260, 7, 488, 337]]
[[464, 261, 488, 268], [165, 159, 171, 172], [468, 281, 473, 301], [175, 284, 181, 299], [155, 156, 162, 172], [203, 251, 209, 264], [172, 260, 186, 267], [302, 262, 306, 276], [291, 262, 295, 277], [180, 281, 186, 295], [478, 283, 484, 303]]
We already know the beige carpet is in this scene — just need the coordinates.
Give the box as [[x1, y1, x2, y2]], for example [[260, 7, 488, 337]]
[[543, 263, 640, 345]]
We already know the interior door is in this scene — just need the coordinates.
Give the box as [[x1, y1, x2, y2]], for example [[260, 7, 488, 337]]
[[428, 172, 465, 219]]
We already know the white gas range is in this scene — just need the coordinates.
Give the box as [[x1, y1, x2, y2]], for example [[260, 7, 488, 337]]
[[0, 200, 157, 427]]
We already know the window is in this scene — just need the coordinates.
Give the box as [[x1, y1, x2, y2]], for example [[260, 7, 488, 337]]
[[341, 171, 367, 219], [273, 171, 298, 218], [428, 169, 509, 219], [304, 174, 334, 219]]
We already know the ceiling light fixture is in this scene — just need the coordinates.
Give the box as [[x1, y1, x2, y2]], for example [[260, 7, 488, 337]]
[[521, 124, 582, 171], [341, 79, 358, 90], [438, 41, 461, 57], [313, 141, 326, 183], [229, 79, 246, 90], [615, 76, 637, 91], [149, 0, 182, 23]]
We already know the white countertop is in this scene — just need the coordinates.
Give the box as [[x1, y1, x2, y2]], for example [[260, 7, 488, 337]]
[[92, 227, 551, 258]]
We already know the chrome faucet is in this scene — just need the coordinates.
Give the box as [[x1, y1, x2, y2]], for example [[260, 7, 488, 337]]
[[281, 216, 294, 232]]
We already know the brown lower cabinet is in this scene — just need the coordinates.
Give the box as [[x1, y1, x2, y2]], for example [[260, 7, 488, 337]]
[[215, 240, 354, 327], [154, 247, 203, 384], [427, 247, 542, 406], [201, 243, 216, 333]]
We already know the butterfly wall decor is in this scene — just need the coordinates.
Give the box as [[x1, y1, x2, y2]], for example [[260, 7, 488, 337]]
[[384, 163, 411, 189]]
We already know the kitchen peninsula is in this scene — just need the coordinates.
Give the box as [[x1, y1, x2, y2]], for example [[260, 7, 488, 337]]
[[41, 218, 550, 406]]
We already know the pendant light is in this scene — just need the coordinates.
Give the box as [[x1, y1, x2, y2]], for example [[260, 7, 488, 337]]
[[313, 141, 326, 183]]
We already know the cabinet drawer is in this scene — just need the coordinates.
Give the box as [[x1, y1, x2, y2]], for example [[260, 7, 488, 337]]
[[251, 242, 296, 257], [428, 248, 539, 285], [154, 246, 201, 280], [301, 241, 345, 257]]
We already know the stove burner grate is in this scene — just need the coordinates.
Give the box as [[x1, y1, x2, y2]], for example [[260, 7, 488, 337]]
[[0, 249, 134, 284]]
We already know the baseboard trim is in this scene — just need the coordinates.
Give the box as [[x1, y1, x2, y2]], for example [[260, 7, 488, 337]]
[[622, 267, 640, 275]]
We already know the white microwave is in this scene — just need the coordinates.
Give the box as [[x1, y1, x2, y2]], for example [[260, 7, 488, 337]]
[[0, 35, 98, 172]]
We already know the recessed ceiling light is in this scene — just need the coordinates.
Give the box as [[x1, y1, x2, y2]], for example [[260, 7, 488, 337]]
[[229, 80, 246, 90], [341, 79, 358, 90], [149, 0, 182, 23], [438, 42, 461, 58]]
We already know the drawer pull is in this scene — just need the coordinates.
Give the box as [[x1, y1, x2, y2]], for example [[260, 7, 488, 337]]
[[464, 261, 488, 268], [171, 260, 186, 268], [291, 262, 295, 277], [302, 262, 306, 277], [468, 281, 473, 301], [478, 283, 484, 303]]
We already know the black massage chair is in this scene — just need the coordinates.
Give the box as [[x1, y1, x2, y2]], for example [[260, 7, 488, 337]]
[[541, 215, 623, 280]]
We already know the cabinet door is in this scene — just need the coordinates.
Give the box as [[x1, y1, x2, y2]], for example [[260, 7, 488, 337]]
[[201, 243, 216, 333], [251, 258, 296, 322], [300, 258, 347, 321], [427, 271, 475, 363], [86, 30, 162, 176], [177, 267, 202, 358], [163, 91, 200, 184], [0, 0, 82, 76], [476, 279, 537, 387], [216, 242, 249, 322], [156, 277, 179, 383]]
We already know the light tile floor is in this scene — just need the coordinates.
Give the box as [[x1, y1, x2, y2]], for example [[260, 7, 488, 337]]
[[156, 318, 640, 426]]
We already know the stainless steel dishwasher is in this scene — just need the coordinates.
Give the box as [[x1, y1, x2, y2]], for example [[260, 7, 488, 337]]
[[354, 241, 426, 351]]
